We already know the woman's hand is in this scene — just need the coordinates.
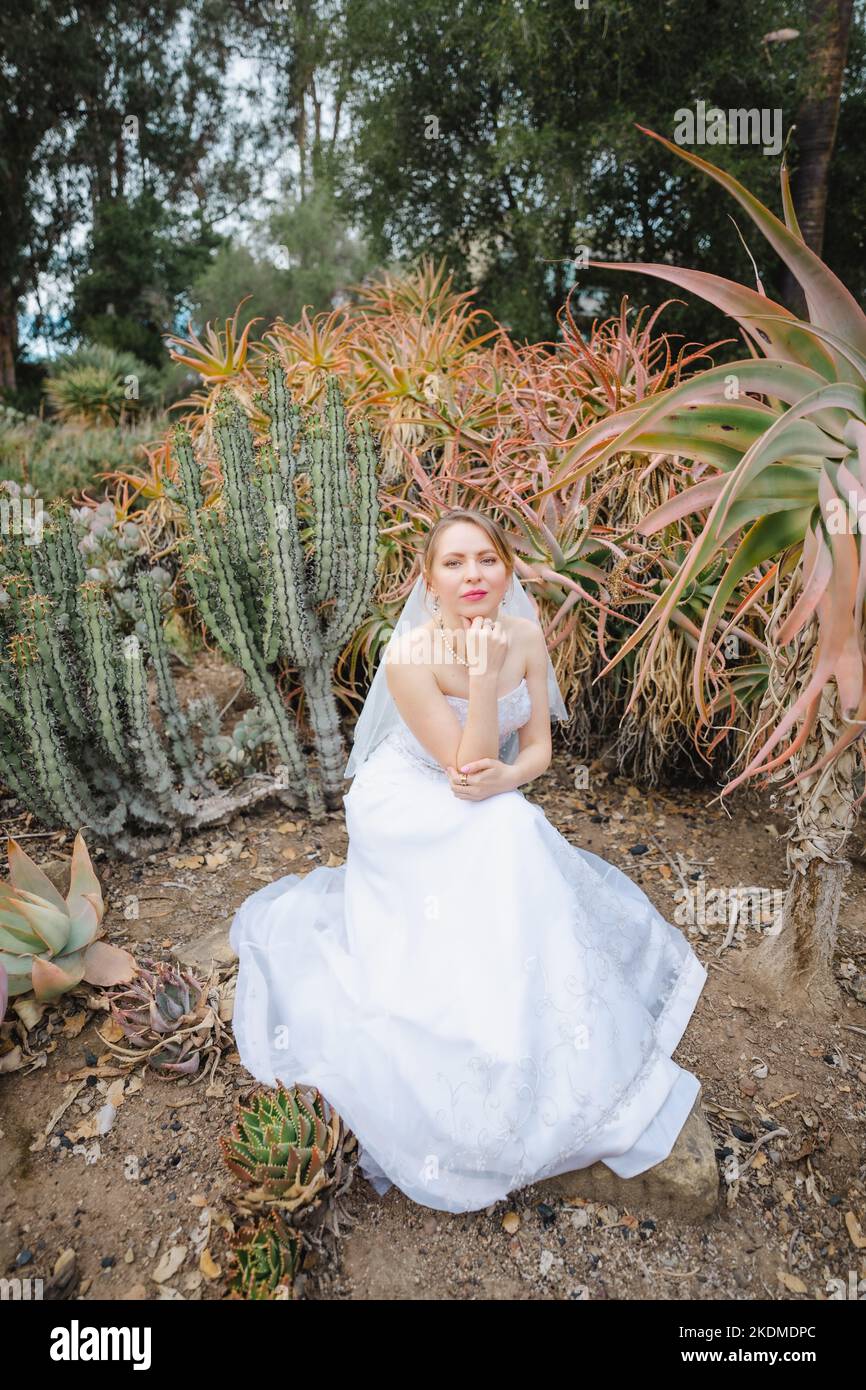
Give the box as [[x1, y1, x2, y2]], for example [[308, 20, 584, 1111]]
[[464, 616, 508, 681], [445, 757, 515, 800]]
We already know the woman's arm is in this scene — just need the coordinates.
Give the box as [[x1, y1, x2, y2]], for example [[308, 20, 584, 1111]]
[[385, 660, 467, 769], [500, 621, 553, 788]]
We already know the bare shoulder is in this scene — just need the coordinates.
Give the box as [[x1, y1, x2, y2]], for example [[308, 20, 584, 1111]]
[[508, 614, 545, 657]]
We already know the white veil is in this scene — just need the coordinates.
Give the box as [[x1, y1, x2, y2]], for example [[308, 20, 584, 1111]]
[[344, 572, 569, 778]]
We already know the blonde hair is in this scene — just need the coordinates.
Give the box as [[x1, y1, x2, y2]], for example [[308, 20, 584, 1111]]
[[421, 509, 514, 586]]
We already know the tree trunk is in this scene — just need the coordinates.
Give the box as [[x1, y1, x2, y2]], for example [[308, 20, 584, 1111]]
[[739, 582, 858, 1017], [749, 854, 849, 1015], [0, 284, 19, 394], [780, 0, 855, 314]]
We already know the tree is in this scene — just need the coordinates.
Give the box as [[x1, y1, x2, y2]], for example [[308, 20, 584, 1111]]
[[335, 0, 837, 344], [0, 2, 85, 391], [779, 0, 857, 314]]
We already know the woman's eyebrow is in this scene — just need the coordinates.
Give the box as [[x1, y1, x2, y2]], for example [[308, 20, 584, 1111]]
[[441, 549, 497, 558]]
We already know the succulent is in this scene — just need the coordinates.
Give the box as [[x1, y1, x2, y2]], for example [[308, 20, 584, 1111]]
[[193, 700, 274, 773], [70, 499, 172, 638], [101, 957, 224, 1076], [554, 125, 866, 800], [0, 960, 7, 1022], [43, 343, 161, 425], [219, 1083, 344, 1210], [227, 1213, 303, 1300], [0, 831, 136, 1001]]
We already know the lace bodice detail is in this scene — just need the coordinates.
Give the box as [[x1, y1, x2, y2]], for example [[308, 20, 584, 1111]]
[[384, 678, 532, 775]]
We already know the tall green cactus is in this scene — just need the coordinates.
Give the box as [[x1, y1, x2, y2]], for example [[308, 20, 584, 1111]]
[[168, 362, 380, 817], [0, 500, 304, 858]]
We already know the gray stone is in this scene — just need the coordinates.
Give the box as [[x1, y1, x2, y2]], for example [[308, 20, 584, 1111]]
[[175, 918, 238, 977], [535, 1094, 719, 1223]]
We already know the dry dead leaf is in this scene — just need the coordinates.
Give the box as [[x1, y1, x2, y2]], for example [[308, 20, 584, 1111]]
[[0, 1045, 23, 1074], [106, 1078, 126, 1107], [199, 1249, 221, 1280], [152, 1245, 187, 1283], [61, 1010, 88, 1037], [100, 1016, 126, 1043], [777, 1271, 807, 1294], [845, 1211, 866, 1249], [83, 940, 137, 986], [15, 998, 47, 1030]]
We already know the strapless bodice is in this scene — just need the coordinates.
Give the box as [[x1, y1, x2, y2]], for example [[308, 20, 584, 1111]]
[[384, 678, 532, 775]]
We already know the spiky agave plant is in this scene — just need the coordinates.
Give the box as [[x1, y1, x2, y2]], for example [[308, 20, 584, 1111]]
[[542, 125, 866, 1011]]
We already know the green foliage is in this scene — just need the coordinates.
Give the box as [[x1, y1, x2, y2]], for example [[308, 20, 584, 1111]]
[[228, 1215, 302, 1300], [71, 190, 221, 367], [44, 343, 163, 424], [187, 178, 374, 338], [336, 0, 824, 342], [0, 497, 297, 856], [0, 411, 159, 502], [0, 831, 134, 1002], [219, 1083, 343, 1202]]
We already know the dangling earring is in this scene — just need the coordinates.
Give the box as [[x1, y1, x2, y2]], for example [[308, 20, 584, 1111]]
[[431, 593, 440, 614]]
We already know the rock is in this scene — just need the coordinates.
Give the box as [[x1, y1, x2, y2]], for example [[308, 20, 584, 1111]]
[[175, 919, 237, 976], [36, 859, 73, 894], [535, 1094, 719, 1224]]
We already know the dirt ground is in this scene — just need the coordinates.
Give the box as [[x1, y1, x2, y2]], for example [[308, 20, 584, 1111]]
[[2, 662, 866, 1301]]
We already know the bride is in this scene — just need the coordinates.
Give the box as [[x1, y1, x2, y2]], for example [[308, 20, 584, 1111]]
[[229, 508, 707, 1213]]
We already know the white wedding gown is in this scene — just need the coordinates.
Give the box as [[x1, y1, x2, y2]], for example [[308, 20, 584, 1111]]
[[229, 678, 707, 1214]]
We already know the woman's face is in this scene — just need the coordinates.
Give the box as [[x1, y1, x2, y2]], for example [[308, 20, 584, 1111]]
[[427, 522, 510, 626]]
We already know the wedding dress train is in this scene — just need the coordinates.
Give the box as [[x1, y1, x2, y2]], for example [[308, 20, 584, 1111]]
[[229, 677, 707, 1214]]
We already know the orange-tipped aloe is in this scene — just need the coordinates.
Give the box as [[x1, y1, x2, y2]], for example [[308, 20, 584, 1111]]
[[538, 126, 866, 1009], [544, 128, 866, 794]]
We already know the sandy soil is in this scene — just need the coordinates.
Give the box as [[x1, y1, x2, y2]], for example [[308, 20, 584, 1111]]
[[2, 678, 866, 1301]]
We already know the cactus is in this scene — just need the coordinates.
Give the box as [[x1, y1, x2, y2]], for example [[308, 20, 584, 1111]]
[[168, 363, 380, 817], [0, 832, 136, 1001], [0, 499, 305, 856], [228, 1213, 303, 1300]]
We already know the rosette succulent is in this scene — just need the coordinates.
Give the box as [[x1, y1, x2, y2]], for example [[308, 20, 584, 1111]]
[[0, 832, 135, 1001], [219, 1083, 344, 1209]]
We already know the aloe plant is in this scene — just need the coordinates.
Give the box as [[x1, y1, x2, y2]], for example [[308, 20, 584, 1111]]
[[228, 1213, 302, 1300], [0, 832, 135, 1001], [219, 1083, 344, 1210], [545, 125, 866, 1010]]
